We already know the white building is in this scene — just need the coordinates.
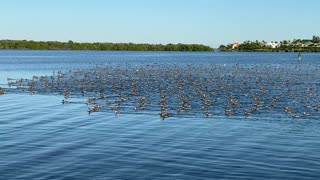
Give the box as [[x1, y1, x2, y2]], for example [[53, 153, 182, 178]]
[[265, 42, 280, 48]]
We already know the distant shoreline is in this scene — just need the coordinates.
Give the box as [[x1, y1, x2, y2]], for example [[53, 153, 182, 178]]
[[0, 49, 317, 53], [0, 40, 214, 52], [219, 36, 320, 53]]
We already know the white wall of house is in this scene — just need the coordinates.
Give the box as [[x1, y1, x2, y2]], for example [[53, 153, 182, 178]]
[[266, 42, 280, 48]]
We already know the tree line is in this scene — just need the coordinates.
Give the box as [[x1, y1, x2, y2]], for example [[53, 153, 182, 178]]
[[0, 40, 214, 52], [219, 35, 320, 52]]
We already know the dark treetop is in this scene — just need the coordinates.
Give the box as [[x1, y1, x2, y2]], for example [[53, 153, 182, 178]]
[[0, 39, 214, 52]]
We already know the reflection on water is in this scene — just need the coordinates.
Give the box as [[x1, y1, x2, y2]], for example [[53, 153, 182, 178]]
[[1, 51, 320, 179]]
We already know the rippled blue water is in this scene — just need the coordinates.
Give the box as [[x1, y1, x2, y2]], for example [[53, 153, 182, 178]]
[[1, 50, 320, 179]]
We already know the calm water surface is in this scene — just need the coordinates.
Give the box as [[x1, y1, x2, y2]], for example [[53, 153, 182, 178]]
[[1, 50, 320, 179]]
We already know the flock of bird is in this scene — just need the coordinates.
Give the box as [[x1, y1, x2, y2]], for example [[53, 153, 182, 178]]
[[4, 63, 320, 119]]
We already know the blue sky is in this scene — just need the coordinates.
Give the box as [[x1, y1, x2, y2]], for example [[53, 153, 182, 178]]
[[0, 0, 319, 47]]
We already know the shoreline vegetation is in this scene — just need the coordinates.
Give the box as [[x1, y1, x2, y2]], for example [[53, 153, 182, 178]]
[[0, 39, 213, 52], [219, 35, 320, 52], [1, 36, 320, 52]]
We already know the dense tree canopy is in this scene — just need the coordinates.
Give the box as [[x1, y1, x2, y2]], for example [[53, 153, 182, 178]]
[[312, 36, 320, 43], [0, 40, 214, 52]]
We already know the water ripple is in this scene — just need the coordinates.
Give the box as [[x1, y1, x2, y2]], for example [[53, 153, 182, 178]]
[[1, 51, 320, 179]]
